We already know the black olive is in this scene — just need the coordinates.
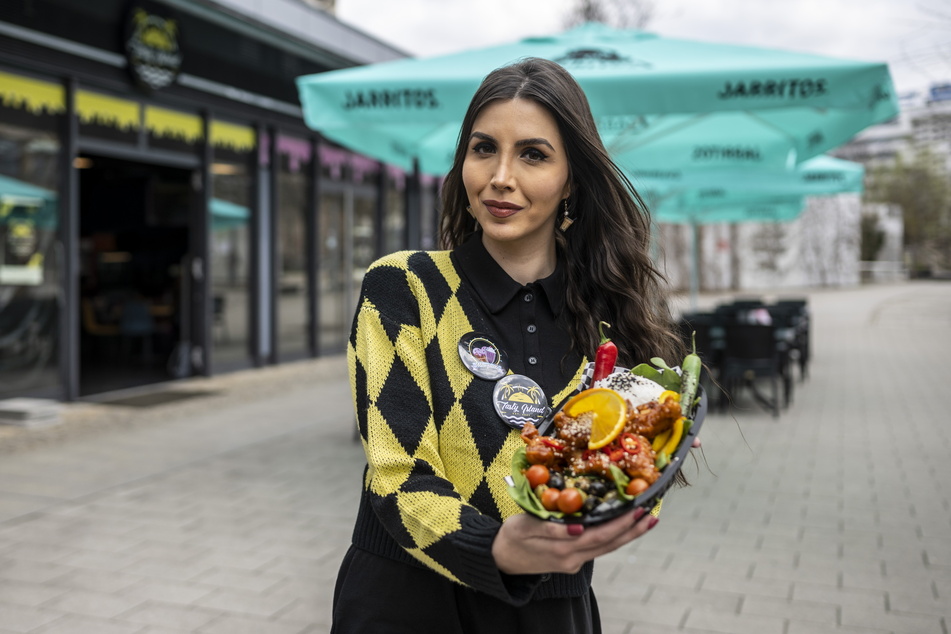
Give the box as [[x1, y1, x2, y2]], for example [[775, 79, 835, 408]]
[[582, 495, 599, 513], [548, 472, 565, 490], [588, 480, 608, 497]]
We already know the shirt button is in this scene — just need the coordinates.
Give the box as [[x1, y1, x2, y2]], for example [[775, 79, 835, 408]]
[[528, 356, 538, 365], [523, 293, 533, 302], [527, 324, 537, 333]]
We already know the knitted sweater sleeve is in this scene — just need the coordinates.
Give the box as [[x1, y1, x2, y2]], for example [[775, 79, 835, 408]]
[[348, 252, 544, 605]]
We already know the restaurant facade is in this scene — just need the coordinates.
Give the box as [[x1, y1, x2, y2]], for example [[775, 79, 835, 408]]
[[0, 0, 436, 400]]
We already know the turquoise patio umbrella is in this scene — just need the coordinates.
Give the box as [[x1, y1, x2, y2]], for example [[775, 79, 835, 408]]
[[644, 153, 863, 305], [631, 154, 864, 210], [296, 22, 898, 175]]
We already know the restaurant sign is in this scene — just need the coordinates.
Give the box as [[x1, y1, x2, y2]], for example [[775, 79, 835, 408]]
[[123, 0, 183, 92]]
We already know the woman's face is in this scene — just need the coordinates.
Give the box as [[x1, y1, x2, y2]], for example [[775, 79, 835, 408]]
[[462, 98, 570, 255]]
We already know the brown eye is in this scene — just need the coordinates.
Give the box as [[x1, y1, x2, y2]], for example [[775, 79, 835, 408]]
[[522, 147, 547, 162]]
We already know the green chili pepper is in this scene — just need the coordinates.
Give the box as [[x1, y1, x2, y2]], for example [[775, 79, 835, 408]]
[[679, 331, 702, 416]]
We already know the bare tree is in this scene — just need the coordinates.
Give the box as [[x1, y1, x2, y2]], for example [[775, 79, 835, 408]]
[[564, 0, 656, 29]]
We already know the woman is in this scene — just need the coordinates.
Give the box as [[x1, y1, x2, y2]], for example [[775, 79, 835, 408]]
[[332, 57, 685, 633]]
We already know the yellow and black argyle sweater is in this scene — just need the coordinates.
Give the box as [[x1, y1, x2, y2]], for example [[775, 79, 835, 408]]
[[347, 249, 591, 605]]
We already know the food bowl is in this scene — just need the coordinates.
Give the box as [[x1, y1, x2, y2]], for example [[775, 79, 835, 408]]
[[505, 383, 707, 526]]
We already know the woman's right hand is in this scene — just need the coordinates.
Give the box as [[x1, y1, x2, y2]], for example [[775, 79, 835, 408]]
[[491, 507, 657, 576]]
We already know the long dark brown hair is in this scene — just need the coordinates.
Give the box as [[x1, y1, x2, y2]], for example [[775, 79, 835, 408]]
[[440, 57, 684, 366]]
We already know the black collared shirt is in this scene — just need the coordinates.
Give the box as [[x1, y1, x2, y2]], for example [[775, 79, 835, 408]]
[[451, 234, 582, 399]]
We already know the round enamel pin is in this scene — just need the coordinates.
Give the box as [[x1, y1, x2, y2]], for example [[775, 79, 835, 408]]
[[493, 374, 550, 430], [458, 332, 508, 380]]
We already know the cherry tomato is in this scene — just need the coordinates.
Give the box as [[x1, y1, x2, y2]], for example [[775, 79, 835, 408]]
[[525, 465, 550, 489], [541, 487, 561, 512], [557, 487, 585, 514], [626, 478, 649, 497]]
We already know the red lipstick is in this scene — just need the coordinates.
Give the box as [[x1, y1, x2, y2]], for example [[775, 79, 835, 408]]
[[483, 200, 523, 218]]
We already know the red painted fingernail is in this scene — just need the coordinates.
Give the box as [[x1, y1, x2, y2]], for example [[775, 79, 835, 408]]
[[567, 524, 584, 536], [633, 508, 646, 522], [647, 516, 659, 530]]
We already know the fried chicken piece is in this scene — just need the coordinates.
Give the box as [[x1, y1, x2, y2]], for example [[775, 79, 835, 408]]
[[613, 434, 661, 484], [552, 409, 593, 450], [566, 449, 613, 479], [519, 422, 565, 466], [624, 398, 681, 439]]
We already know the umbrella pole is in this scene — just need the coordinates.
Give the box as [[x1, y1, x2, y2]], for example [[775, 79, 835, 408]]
[[690, 220, 699, 310]]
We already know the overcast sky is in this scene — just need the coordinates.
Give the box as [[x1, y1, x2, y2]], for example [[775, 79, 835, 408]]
[[335, 0, 950, 98]]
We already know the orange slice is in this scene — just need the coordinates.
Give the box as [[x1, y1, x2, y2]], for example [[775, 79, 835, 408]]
[[562, 388, 628, 450]]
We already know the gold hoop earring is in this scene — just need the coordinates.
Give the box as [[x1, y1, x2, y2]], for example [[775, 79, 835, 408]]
[[559, 198, 575, 231]]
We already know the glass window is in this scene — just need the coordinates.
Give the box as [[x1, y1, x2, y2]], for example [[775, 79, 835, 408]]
[[318, 185, 346, 354], [0, 74, 62, 398], [209, 120, 255, 371], [276, 135, 312, 360], [420, 175, 441, 250], [384, 166, 406, 254]]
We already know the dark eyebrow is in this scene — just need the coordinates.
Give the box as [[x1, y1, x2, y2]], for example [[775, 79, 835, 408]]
[[515, 137, 555, 151], [469, 131, 555, 151]]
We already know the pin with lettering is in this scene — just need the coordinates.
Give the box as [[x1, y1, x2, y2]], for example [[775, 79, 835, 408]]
[[493, 374, 550, 430], [458, 332, 508, 381]]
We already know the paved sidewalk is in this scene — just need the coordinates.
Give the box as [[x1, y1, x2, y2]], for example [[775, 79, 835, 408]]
[[0, 281, 948, 633]]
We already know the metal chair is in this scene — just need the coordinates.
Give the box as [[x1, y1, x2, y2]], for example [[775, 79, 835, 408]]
[[718, 323, 783, 418]]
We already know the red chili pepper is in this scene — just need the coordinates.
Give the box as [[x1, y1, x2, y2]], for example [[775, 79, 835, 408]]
[[592, 321, 618, 383], [619, 433, 640, 454], [606, 443, 626, 462]]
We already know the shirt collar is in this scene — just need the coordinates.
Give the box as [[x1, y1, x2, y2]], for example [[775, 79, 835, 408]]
[[454, 233, 566, 316]]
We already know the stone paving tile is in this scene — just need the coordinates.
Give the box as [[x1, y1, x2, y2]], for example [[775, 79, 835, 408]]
[[786, 622, 888, 634], [700, 573, 791, 600], [196, 613, 309, 634], [0, 602, 64, 632], [791, 580, 887, 610], [115, 601, 222, 630], [739, 594, 838, 625], [39, 588, 147, 620], [683, 607, 785, 634], [117, 579, 217, 606], [47, 568, 147, 594], [0, 580, 68, 607], [840, 604, 946, 633], [192, 588, 298, 619], [31, 616, 149, 634]]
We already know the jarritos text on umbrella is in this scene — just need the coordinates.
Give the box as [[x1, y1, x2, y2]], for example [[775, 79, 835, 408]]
[[343, 89, 439, 110], [717, 78, 829, 99]]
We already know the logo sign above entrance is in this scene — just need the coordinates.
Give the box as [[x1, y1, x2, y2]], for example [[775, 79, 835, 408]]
[[123, 0, 183, 92]]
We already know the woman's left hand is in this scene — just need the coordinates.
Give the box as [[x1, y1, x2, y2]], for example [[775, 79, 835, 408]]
[[491, 507, 656, 576]]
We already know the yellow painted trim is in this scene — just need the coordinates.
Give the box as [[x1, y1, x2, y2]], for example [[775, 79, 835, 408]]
[[145, 105, 203, 143], [211, 120, 255, 152], [0, 70, 65, 115], [76, 91, 141, 131]]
